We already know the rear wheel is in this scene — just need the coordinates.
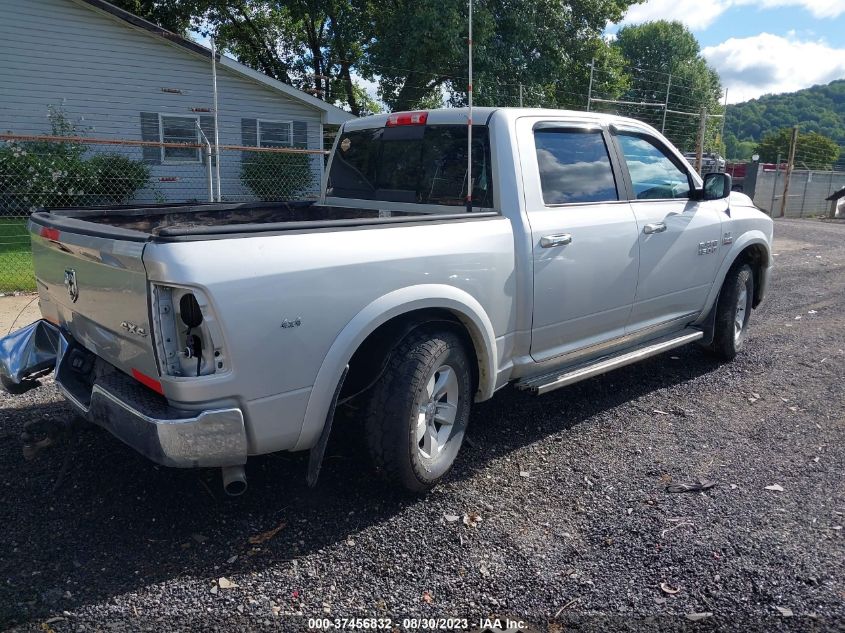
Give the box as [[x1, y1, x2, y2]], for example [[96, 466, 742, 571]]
[[711, 263, 754, 361], [363, 328, 473, 493]]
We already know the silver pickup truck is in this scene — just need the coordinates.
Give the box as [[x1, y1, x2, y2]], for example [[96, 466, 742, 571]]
[[0, 108, 773, 494]]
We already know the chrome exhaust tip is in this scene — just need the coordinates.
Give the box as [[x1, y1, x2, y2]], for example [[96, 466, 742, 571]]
[[221, 465, 247, 496]]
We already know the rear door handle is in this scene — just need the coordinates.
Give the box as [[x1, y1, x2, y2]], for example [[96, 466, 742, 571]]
[[643, 222, 667, 234], [540, 233, 573, 248]]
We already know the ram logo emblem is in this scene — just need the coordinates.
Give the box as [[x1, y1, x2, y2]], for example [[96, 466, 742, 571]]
[[64, 269, 79, 303]]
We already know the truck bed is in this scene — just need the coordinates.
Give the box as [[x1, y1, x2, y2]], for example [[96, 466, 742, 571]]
[[28, 201, 491, 242]]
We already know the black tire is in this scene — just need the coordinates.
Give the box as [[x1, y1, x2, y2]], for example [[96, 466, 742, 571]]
[[0, 374, 37, 395], [712, 263, 754, 361], [363, 328, 473, 493]]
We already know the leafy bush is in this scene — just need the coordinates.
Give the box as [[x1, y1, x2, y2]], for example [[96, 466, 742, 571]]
[[86, 154, 151, 205], [0, 106, 150, 213], [240, 151, 316, 201]]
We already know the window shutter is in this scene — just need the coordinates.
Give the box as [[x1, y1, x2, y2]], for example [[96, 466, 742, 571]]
[[140, 112, 161, 165], [199, 115, 216, 164], [241, 118, 258, 146], [292, 121, 308, 149], [241, 118, 258, 162]]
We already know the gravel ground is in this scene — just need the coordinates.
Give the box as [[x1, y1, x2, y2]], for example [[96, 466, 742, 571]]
[[1, 219, 843, 632]]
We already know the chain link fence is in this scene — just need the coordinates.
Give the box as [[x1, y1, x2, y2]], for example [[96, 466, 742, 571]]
[[0, 132, 326, 292], [752, 166, 845, 218]]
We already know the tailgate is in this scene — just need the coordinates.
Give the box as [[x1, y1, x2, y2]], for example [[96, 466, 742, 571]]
[[29, 222, 159, 381]]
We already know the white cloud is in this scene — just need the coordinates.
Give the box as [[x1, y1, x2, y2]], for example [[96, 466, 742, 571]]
[[702, 33, 845, 102], [618, 0, 845, 29], [620, 0, 731, 29]]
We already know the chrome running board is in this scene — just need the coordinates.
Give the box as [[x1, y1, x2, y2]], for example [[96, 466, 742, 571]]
[[516, 329, 704, 395]]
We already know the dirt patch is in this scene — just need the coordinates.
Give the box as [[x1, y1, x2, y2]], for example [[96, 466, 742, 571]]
[[0, 294, 41, 336]]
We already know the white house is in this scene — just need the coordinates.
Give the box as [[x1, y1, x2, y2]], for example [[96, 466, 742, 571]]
[[0, 0, 354, 204]]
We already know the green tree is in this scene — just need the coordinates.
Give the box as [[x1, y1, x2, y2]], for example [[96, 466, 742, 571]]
[[725, 79, 845, 158], [756, 128, 840, 169], [724, 132, 757, 160], [108, 0, 199, 33], [110, 0, 636, 115], [367, 0, 634, 112], [613, 21, 723, 151]]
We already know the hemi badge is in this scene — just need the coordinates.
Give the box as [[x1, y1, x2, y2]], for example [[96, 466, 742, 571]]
[[723, 232, 733, 245]]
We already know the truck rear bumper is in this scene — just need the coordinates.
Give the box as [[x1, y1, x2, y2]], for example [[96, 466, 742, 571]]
[[1, 320, 247, 468]]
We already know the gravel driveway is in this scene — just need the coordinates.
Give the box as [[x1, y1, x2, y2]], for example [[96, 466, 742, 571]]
[[1, 219, 843, 632]]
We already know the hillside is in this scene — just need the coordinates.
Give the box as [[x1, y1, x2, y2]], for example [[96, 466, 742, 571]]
[[724, 79, 845, 159]]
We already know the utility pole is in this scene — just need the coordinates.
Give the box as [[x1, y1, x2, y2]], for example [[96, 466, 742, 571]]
[[660, 73, 671, 134], [779, 125, 799, 218], [466, 0, 473, 213], [694, 108, 706, 175], [586, 58, 594, 111], [519, 83, 524, 108]]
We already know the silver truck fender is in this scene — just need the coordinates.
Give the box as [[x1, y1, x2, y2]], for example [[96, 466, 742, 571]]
[[694, 230, 772, 326], [292, 284, 499, 452]]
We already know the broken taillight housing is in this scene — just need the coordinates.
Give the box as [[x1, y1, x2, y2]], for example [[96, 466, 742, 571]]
[[150, 284, 228, 378]]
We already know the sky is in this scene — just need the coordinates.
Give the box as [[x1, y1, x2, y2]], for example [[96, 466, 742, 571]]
[[612, 0, 845, 103]]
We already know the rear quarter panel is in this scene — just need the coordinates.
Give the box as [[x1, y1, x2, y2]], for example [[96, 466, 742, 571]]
[[143, 216, 516, 454]]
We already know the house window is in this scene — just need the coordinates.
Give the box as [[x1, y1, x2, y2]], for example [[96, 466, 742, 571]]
[[159, 114, 201, 163], [258, 120, 293, 148]]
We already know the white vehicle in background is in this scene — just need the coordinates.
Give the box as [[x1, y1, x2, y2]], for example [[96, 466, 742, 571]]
[[0, 108, 773, 494], [684, 151, 727, 173]]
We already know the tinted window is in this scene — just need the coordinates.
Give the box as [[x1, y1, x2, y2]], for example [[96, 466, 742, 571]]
[[534, 129, 617, 204], [259, 121, 292, 148], [617, 134, 691, 200], [327, 125, 493, 207], [160, 115, 199, 163]]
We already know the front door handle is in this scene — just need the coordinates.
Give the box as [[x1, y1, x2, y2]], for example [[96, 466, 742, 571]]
[[643, 222, 667, 235], [540, 233, 573, 248]]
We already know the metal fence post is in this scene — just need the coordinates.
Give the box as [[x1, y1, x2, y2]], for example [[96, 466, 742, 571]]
[[771, 154, 781, 215], [780, 126, 798, 218], [210, 37, 222, 203], [694, 108, 706, 175], [660, 74, 671, 134], [799, 171, 810, 218], [196, 121, 214, 202]]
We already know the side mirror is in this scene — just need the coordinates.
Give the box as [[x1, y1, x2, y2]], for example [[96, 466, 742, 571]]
[[698, 172, 732, 200]]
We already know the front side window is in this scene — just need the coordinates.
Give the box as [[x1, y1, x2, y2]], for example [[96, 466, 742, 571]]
[[534, 128, 618, 204], [327, 124, 493, 208], [617, 134, 691, 200], [258, 120, 292, 148], [160, 114, 200, 163]]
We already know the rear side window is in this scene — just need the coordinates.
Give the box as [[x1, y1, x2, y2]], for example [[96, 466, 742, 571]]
[[534, 129, 618, 205], [617, 134, 691, 200], [327, 125, 493, 208]]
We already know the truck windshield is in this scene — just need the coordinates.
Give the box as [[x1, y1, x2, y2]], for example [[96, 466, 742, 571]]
[[327, 124, 493, 208]]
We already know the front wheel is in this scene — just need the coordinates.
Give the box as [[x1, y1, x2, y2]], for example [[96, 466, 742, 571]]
[[364, 328, 473, 493], [711, 263, 754, 361]]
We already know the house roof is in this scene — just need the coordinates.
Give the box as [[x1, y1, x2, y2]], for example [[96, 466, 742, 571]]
[[72, 0, 355, 125], [826, 186, 845, 202]]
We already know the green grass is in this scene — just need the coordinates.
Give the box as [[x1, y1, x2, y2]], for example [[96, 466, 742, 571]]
[[0, 218, 35, 292]]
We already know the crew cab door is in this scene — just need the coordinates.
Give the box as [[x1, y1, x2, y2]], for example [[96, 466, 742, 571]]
[[610, 129, 724, 332], [518, 118, 640, 362]]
